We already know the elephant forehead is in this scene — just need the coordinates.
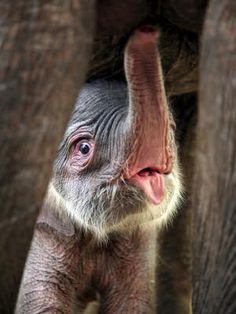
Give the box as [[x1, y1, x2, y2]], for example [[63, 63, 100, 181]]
[[64, 80, 129, 142], [76, 80, 128, 114]]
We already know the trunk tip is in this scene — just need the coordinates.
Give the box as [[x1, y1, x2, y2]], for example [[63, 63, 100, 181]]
[[132, 24, 159, 42], [139, 25, 156, 33]]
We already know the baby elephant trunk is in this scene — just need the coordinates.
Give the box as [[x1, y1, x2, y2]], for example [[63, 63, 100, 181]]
[[124, 25, 174, 204]]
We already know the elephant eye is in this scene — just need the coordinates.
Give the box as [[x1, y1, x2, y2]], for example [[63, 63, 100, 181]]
[[74, 140, 94, 158], [78, 142, 91, 155], [69, 138, 95, 171]]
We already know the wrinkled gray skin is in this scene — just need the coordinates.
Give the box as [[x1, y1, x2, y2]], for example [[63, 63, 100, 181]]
[[15, 28, 182, 314], [53, 81, 147, 238]]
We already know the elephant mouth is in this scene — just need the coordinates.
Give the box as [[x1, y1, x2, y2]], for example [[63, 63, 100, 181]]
[[128, 167, 165, 205]]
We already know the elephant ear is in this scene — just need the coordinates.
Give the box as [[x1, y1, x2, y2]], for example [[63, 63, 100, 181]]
[[37, 205, 75, 237]]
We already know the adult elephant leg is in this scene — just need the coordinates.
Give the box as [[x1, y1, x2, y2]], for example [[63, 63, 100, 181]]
[[0, 0, 95, 311], [192, 0, 236, 313]]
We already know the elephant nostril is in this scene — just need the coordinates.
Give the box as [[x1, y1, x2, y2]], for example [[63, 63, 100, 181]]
[[139, 25, 156, 33]]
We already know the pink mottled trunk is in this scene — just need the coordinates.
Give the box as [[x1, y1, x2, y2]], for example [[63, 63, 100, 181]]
[[125, 26, 173, 176], [124, 26, 174, 205]]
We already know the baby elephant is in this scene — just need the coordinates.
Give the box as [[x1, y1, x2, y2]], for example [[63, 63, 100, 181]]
[[16, 26, 182, 314]]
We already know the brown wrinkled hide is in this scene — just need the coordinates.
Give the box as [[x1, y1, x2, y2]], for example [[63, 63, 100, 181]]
[[16, 207, 156, 314]]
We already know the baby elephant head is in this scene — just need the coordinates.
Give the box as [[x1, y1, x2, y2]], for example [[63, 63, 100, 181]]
[[52, 26, 182, 239]]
